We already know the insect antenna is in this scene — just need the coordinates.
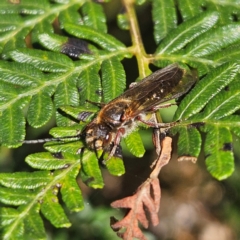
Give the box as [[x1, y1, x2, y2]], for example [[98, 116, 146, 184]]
[[23, 135, 82, 144]]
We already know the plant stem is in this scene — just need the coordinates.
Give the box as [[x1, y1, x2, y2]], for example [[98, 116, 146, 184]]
[[122, 0, 150, 78]]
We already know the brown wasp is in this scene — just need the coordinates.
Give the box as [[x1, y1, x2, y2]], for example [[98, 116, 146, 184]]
[[81, 64, 197, 160], [24, 64, 197, 160]]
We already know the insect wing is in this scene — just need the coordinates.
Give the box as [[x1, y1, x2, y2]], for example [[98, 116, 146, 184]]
[[116, 64, 197, 119]]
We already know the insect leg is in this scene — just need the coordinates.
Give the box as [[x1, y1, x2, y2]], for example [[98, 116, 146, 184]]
[[152, 128, 161, 154], [136, 115, 176, 128], [150, 128, 161, 168], [103, 128, 125, 162], [150, 112, 168, 168], [151, 102, 177, 111]]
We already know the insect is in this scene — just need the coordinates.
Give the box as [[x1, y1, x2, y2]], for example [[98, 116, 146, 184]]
[[24, 64, 197, 161], [81, 64, 197, 160]]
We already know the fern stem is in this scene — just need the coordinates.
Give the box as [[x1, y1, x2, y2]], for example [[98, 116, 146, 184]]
[[122, 0, 149, 77]]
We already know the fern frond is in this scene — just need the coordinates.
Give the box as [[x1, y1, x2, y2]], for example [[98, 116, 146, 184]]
[[174, 62, 239, 120], [155, 11, 219, 55], [177, 0, 240, 24], [0, 157, 82, 239], [101, 57, 126, 102], [152, 0, 177, 43], [183, 24, 240, 57], [1, 0, 240, 239], [80, 150, 104, 188], [172, 62, 240, 180]]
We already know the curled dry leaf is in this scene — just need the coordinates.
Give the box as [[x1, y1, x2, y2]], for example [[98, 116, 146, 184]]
[[110, 137, 172, 240]]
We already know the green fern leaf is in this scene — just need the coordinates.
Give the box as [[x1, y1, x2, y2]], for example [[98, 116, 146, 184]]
[[177, 0, 203, 20], [61, 174, 84, 212], [0, 14, 21, 32], [124, 131, 145, 158], [201, 0, 239, 24], [219, 115, 240, 138], [63, 23, 125, 51], [0, 61, 43, 86], [44, 125, 84, 153], [0, 0, 52, 53], [77, 63, 101, 106], [0, 187, 35, 206], [105, 156, 125, 176], [27, 90, 54, 128], [177, 0, 239, 24], [24, 204, 46, 240], [49, 125, 84, 137], [0, 156, 83, 238], [0, 0, 47, 14], [0, 205, 45, 240], [44, 141, 82, 154], [41, 190, 71, 228], [9, 49, 74, 72], [0, 172, 52, 189], [101, 57, 126, 102], [81, 1, 107, 32], [184, 24, 240, 57], [203, 125, 234, 180], [54, 73, 80, 126], [80, 150, 104, 189], [199, 81, 240, 120], [0, 207, 19, 227], [174, 62, 240, 120], [37, 33, 69, 53], [156, 11, 219, 54], [59, 105, 97, 121], [1, 220, 24, 240], [172, 62, 240, 180], [207, 43, 240, 65], [152, 0, 177, 43], [59, 5, 83, 27], [0, 100, 28, 147], [25, 152, 78, 170], [171, 126, 201, 158], [117, 12, 130, 30]]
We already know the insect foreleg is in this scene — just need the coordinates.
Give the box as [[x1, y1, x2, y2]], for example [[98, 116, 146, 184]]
[[103, 128, 125, 163]]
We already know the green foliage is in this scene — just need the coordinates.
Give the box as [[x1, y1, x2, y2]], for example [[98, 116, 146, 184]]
[[172, 62, 240, 179], [0, 0, 240, 239]]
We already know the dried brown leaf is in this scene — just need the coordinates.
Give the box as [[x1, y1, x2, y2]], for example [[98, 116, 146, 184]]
[[110, 137, 173, 239]]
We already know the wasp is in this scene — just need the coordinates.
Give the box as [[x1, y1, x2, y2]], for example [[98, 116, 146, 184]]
[[24, 64, 197, 160], [81, 64, 197, 160]]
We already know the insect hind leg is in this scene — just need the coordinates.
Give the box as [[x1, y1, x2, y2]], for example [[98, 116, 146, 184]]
[[136, 115, 176, 128], [151, 102, 177, 111]]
